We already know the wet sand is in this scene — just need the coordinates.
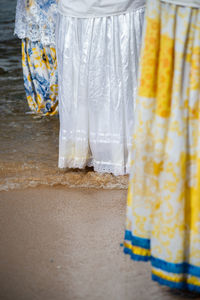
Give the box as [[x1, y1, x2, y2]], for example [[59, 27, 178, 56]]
[[0, 187, 198, 300]]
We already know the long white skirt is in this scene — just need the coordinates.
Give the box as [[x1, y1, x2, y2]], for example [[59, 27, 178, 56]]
[[56, 7, 145, 175]]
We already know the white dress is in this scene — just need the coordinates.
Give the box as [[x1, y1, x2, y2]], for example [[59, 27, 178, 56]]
[[57, 0, 145, 175]]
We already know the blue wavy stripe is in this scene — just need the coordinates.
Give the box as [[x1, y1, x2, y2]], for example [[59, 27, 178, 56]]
[[124, 230, 150, 250], [152, 274, 200, 293], [124, 247, 150, 262], [152, 257, 200, 278]]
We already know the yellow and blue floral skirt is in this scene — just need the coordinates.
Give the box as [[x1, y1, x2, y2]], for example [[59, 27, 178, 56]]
[[22, 38, 58, 116], [124, 0, 200, 292]]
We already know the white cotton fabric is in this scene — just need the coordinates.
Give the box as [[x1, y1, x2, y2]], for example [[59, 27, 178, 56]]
[[57, 6, 145, 175], [58, 0, 145, 17], [161, 0, 200, 8], [14, 0, 58, 45]]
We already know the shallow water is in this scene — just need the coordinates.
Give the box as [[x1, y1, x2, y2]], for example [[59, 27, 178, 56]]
[[0, 0, 128, 191]]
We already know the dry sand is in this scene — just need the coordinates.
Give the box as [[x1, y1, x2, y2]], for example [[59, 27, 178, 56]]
[[0, 187, 198, 300]]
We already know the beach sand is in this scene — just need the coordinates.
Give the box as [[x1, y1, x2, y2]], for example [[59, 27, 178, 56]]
[[0, 187, 197, 300]]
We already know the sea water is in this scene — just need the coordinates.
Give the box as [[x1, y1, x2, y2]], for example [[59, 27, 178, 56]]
[[0, 0, 127, 191]]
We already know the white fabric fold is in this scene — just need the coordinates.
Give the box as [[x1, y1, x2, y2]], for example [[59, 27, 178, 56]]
[[161, 0, 200, 8], [58, 0, 145, 18]]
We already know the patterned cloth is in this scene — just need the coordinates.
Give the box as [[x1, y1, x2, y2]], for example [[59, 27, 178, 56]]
[[124, 0, 200, 292], [15, 0, 58, 46], [15, 0, 58, 115], [22, 38, 58, 115]]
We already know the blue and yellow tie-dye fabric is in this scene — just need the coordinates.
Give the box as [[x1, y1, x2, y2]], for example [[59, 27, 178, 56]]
[[15, 0, 58, 115], [22, 38, 58, 115]]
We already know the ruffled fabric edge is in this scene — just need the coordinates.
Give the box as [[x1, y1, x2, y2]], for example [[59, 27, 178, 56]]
[[14, 0, 57, 46]]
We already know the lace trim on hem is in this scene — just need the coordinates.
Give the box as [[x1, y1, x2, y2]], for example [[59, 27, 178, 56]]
[[58, 158, 129, 176], [14, 31, 56, 46]]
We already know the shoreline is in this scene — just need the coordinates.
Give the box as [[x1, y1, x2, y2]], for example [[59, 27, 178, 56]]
[[0, 161, 129, 192]]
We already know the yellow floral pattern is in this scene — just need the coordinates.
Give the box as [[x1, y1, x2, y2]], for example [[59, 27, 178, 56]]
[[124, 0, 200, 292]]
